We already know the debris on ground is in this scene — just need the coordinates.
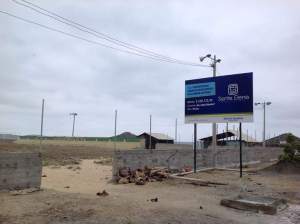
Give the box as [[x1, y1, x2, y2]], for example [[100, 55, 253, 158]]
[[116, 167, 169, 185], [96, 190, 109, 197], [42, 174, 47, 177], [73, 166, 81, 171], [170, 175, 228, 187], [150, 197, 158, 202], [64, 186, 70, 189], [221, 195, 288, 215], [10, 187, 41, 196], [181, 166, 193, 172], [93, 157, 112, 165]]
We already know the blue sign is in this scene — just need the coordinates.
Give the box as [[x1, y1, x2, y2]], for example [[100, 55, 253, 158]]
[[185, 73, 253, 123]]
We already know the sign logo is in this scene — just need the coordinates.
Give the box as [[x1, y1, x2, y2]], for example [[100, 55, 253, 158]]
[[228, 83, 238, 96]]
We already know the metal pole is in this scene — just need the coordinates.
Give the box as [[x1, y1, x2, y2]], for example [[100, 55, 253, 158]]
[[114, 110, 117, 151], [72, 114, 76, 137], [239, 122, 243, 178], [40, 99, 45, 148], [175, 118, 178, 143], [247, 129, 249, 146], [149, 114, 152, 150], [226, 123, 228, 140], [263, 102, 266, 147], [193, 123, 197, 173], [212, 55, 217, 166]]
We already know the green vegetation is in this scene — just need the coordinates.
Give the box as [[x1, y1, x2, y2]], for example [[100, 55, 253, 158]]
[[279, 134, 300, 162], [20, 135, 140, 142]]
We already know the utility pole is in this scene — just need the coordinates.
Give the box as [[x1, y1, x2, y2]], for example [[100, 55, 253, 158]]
[[212, 55, 217, 156], [226, 123, 228, 140], [200, 54, 221, 166], [114, 110, 117, 151], [193, 123, 197, 173], [175, 118, 178, 143], [239, 123, 243, 178], [149, 114, 152, 151], [40, 99, 45, 148], [255, 101, 271, 147], [70, 112, 78, 137], [247, 129, 249, 146]]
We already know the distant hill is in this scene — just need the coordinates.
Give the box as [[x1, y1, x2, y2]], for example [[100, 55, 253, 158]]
[[116, 132, 137, 138]]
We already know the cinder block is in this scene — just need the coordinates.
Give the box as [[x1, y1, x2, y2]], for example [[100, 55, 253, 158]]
[[0, 152, 42, 190]]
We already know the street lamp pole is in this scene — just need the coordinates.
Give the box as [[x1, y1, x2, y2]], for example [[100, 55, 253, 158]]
[[70, 112, 78, 137], [255, 101, 271, 147]]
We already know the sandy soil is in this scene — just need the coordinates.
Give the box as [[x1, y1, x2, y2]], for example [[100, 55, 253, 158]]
[[1, 160, 300, 224], [0, 142, 113, 166], [42, 160, 112, 193]]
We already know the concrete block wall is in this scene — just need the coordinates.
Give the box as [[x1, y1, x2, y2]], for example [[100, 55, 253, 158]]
[[156, 143, 192, 150], [112, 147, 283, 176], [0, 152, 42, 190]]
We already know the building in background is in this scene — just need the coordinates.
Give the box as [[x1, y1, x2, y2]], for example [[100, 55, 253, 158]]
[[200, 130, 258, 148], [265, 133, 300, 146], [138, 132, 174, 149], [0, 134, 19, 143]]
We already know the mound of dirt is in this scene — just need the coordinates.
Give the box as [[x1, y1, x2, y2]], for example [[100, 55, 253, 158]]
[[261, 160, 300, 174]]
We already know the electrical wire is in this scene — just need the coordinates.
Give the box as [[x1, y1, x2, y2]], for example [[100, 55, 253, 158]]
[[10, 0, 209, 67], [13, 0, 203, 66], [0, 10, 209, 67]]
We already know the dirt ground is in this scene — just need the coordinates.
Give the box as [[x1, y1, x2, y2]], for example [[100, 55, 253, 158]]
[[0, 142, 113, 166], [1, 159, 300, 224], [1, 143, 300, 223]]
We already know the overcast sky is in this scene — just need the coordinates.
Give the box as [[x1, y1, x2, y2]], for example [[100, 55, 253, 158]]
[[1, 0, 300, 141]]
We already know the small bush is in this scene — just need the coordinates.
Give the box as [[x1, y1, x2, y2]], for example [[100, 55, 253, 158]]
[[279, 134, 300, 162]]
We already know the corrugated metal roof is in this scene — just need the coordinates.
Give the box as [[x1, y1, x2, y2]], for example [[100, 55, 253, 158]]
[[200, 130, 258, 143], [140, 132, 173, 140], [227, 129, 257, 142]]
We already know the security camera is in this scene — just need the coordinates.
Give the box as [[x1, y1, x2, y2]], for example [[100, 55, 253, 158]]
[[206, 54, 211, 58]]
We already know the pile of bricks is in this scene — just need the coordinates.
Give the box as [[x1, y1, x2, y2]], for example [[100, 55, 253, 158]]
[[117, 166, 169, 185]]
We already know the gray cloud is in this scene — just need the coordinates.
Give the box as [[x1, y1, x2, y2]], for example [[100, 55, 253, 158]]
[[0, 0, 299, 139]]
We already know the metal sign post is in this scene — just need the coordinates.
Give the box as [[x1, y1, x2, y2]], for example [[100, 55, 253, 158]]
[[193, 123, 197, 173], [239, 122, 243, 178]]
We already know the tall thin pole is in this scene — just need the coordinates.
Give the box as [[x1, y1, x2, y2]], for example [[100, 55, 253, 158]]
[[263, 102, 266, 147], [114, 110, 117, 151], [69, 113, 78, 138], [72, 115, 76, 137], [226, 123, 228, 140], [239, 122, 243, 178], [247, 129, 249, 146], [193, 123, 197, 173], [212, 55, 217, 166], [149, 114, 152, 150], [40, 99, 45, 147], [175, 118, 178, 143]]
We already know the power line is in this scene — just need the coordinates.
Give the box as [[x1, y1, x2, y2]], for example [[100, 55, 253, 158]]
[[0, 10, 208, 67], [13, 0, 204, 67]]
